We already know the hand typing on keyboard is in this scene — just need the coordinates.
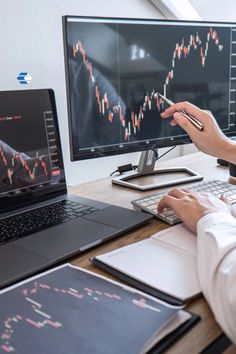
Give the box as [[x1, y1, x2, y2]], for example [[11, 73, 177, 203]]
[[157, 188, 232, 233], [132, 180, 236, 226]]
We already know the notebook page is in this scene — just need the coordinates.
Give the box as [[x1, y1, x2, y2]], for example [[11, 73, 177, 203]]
[[96, 238, 201, 301], [151, 224, 197, 256]]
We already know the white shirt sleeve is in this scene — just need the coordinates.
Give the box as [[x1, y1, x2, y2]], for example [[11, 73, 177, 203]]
[[197, 211, 236, 344]]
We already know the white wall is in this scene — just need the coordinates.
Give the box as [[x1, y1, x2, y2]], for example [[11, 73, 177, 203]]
[[0, 0, 195, 185], [189, 0, 236, 22]]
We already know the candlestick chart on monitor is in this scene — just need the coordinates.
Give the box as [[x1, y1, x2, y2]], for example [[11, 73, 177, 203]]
[[64, 17, 236, 160], [0, 94, 55, 194]]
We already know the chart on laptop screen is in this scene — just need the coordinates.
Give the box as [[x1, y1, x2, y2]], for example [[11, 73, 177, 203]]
[[64, 17, 236, 159], [0, 91, 62, 194]]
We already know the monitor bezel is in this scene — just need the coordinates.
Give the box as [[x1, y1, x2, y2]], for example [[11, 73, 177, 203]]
[[63, 15, 236, 161]]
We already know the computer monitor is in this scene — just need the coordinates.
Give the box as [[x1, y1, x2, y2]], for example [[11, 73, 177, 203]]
[[62, 16, 236, 190]]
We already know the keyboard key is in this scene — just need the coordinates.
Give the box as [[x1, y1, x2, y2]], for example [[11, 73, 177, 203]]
[[162, 209, 174, 217]]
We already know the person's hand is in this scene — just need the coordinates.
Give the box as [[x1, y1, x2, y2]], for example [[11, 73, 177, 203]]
[[220, 194, 236, 218], [158, 188, 232, 233], [160, 101, 230, 158]]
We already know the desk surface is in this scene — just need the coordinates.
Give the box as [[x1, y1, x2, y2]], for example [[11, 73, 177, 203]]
[[68, 152, 235, 354]]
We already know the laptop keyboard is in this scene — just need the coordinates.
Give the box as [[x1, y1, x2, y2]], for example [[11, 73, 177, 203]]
[[0, 200, 98, 245], [132, 180, 236, 225]]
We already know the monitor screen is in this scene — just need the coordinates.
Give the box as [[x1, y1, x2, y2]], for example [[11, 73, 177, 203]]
[[63, 16, 236, 161], [0, 89, 66, 212]]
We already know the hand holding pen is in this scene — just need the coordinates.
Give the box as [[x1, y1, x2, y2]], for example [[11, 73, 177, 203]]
[[158, 94, 204, 131], [160, 99, 230, 158]]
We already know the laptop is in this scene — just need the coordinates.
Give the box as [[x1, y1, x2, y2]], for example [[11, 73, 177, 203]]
[[0, 89, 152, 289]]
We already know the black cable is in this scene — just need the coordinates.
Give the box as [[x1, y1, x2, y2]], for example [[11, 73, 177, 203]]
[[110, 163, 134, 176], [110, 169, 119, 176], [156, 146, 176, 161], [151, 148, 159, 160]]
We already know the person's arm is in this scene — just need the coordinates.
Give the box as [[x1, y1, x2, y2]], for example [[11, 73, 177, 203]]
[[161, 101, 236, 164], [158, 189, 236, 344], [197, 212, 236, 344]]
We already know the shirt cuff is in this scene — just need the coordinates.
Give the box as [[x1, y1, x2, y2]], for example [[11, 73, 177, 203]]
[[197, 211, 236, 234]]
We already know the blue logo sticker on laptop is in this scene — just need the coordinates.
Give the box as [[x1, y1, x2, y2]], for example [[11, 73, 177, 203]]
[[17, 72, 32, 84]]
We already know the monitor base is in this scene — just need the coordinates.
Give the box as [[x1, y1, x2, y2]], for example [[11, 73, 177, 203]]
[[112, 167, 203, 191], [112, 150, 203, 191]]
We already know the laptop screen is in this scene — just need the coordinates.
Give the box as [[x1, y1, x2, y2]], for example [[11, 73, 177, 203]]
[[0, 89, 66, 213]]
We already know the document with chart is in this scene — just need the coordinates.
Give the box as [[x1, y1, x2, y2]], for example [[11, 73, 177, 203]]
[[0, 264, 199, 354], [92, 224, 201, 304]]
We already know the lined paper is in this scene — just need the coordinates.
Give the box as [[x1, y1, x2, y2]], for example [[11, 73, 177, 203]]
[[151, 224, 197, 255], [96, 225, 201, 301]]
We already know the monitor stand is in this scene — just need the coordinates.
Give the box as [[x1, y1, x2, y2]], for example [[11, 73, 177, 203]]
[[112, 149, 203, 191]]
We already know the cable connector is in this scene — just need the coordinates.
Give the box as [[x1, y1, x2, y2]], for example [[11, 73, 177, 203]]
[[117, 163, 134, 174], [110, 163, 134, 176]]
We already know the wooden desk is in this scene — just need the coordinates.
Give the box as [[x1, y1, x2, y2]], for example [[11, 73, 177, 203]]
[[68, 152, 234, 354]]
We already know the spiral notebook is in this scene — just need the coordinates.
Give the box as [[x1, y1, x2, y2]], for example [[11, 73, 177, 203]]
[[91, 224, 201, 306]]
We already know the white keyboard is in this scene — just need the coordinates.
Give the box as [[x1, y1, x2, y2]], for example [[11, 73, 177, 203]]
[[132, 180, 236, 225]]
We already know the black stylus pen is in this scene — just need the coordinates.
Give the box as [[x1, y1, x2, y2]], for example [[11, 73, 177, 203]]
[[158, 94, 204, 131]]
